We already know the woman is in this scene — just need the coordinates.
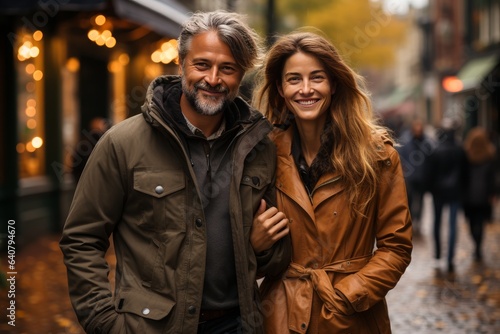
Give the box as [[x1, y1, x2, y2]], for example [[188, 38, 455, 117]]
[[462, 127, 496, 262], [252, 31, 412, 333]]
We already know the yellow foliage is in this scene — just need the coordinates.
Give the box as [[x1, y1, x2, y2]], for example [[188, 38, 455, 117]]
[[276, 0, 409, 69]]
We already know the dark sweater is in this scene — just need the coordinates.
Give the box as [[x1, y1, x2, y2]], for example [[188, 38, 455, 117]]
[[158, 79, 243, 310]]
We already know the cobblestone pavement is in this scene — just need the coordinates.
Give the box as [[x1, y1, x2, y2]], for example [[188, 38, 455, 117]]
[[387, 194, 500, 333], [1, 194, 499, 333]]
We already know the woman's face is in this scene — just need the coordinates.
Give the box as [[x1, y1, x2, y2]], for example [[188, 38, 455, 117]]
[[279, 51, 335, 124]]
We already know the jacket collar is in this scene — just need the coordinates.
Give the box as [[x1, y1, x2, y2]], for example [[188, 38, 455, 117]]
[[273, 125, 343, 222], [273, 124, 393, 218], [141, 75, 262, 136]]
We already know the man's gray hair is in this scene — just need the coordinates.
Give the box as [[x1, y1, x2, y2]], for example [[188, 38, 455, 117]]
[[178, 10, 263, 72]]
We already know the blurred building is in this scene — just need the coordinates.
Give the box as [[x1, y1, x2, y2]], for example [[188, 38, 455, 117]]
[[375, 0, 499, 144], [435, 0, 500, 139], [0, 0, 241, 249]]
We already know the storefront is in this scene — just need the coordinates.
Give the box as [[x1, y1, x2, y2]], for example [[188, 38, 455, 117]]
[[0, 0, 192, 249], [443, 54, 500, 136]]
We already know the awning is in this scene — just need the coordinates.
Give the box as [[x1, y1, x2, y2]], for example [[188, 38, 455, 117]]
[[456, 54, 499, 91], [1, 0, 191, 37], [375, 85, 419, 114], [114, 0, 191, 37], [0, 0, 107, 13]]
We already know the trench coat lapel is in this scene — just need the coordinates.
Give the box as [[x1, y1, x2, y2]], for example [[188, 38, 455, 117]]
[[276, 154, 316, 223]]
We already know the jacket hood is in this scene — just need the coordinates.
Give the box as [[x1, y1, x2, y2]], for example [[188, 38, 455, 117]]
[[141, 75, 265, 132]]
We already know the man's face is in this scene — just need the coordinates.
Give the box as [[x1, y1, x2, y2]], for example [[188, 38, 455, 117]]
[[180, 31, 244, 116]]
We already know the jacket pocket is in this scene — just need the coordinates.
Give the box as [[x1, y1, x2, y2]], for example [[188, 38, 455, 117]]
[[133, 168, 186, 232], [240, 162, 272, 227], [115, 288, 175, 332]]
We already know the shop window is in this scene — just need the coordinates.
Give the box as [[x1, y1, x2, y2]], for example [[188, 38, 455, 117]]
[[15, 29, 45, 178]]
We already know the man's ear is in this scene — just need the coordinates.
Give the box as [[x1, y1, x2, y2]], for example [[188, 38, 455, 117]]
[[178, 60, 183, 75]]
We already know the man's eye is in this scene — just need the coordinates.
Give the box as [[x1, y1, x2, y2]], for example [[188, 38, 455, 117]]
[[220, 66, 237, 73], [194, 63, 210, 70]]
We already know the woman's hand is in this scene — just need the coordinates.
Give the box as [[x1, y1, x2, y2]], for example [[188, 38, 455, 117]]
[[250, 199, 290, 254]]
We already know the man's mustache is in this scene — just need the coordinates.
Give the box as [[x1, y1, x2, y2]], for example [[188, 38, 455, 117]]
[[195, 82, 228, 93]]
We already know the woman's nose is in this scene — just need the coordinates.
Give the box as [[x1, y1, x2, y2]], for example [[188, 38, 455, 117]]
[[300, 81, 313, 94]]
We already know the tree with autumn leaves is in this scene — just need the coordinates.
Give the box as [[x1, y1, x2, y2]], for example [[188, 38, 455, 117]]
[[243, 0, 409, 71]]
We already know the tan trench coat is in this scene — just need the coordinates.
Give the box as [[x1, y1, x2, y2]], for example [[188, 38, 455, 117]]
[[260, 125, 413, 334]]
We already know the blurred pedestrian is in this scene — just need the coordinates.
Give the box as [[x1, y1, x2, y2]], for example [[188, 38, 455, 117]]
[[428, 119, 467, 272], [71, 116, 111, 182], [462, 127, 496, 261], [252, 30, 412, 333], [397, 119, 435, 235], [60, 10, 291, 334]]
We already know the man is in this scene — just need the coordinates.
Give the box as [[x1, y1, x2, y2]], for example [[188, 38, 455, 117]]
[[60, 11, 290, 334], [397, 119, 435, 235], [71, 117, 111, 183], [428, 119, 466, 273]]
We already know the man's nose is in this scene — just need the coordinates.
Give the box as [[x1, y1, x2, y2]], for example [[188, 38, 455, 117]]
[[205, 67, 221, 86]]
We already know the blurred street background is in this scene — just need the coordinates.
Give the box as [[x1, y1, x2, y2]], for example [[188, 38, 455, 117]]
[[1, 195, 500, 333], [1, 0, 500, 333]]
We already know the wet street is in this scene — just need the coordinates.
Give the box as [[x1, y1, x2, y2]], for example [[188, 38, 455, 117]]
[[1, 194, 500, 333], [387, 194, 500, 333]]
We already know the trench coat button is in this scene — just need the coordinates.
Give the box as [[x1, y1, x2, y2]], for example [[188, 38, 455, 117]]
[[195, 218, 203, 227], [243, 176, 251, 183], [333, 211, 337, 216], [385, 160, 392, 166], [142, 307, 150, 315], [301, 323, 307, 330], [155, 185, 164, 194], [188, 306, 197, 315], [312, 263, 318, 269]]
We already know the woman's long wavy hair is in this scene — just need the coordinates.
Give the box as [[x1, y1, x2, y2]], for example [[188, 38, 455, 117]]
[[252, 30, 390, 216]]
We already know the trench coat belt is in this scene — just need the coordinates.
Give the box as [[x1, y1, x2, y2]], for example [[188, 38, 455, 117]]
[[283, 255, 372, 333]]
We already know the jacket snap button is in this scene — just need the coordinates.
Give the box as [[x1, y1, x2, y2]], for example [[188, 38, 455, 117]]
[[188, 306, 197, 314], [333, 211, 337, 216], [142, 307, 150, 315], [155, 185, 164, 194], [195, 218, 203, 227], [243, 176, 251, 182], [301, 323, 307, 329], [385, 160, 391, 166]]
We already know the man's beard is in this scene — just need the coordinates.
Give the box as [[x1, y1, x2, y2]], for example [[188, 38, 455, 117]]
[[181, 77, 238, 116]]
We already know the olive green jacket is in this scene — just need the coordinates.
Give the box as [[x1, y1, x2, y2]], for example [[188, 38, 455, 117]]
[[60, 76, 291, 334]]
